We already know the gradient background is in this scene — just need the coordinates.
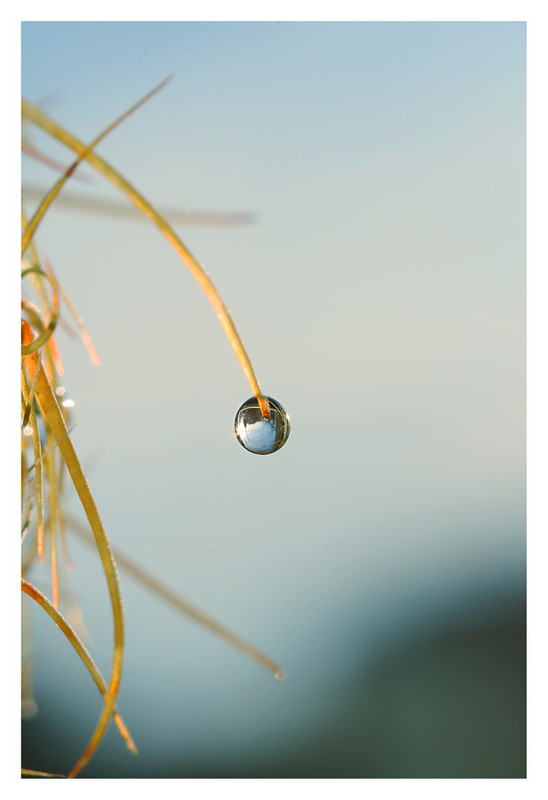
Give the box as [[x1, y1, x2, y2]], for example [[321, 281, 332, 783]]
[[21, 21, 526, 778]]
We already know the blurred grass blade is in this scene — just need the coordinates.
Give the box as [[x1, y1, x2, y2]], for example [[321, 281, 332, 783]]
[[69, 515, 283, 679], [22, 184, 256, 227]]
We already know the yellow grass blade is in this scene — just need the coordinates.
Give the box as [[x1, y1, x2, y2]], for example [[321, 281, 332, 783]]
[[21, 319, 125, 778], [21, 579, 137, 758], [21, 76, 173, 258], [21, 768, 66, 778], [21, 95, 271, 419]]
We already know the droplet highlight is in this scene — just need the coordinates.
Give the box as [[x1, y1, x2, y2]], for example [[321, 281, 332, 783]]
[[234, 396, 290, 455], [56, 387, 75, 408]]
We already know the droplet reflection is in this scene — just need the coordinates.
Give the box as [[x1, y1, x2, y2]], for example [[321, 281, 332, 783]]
[[234, 396, 290, 455]]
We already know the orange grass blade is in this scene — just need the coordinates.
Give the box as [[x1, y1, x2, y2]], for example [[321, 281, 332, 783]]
[[21, 319, 125, 777], [47, 265, 101, 366], [21, 95, 271, 419], [21, 579, 137, 757], [21, 267, 59, 355]]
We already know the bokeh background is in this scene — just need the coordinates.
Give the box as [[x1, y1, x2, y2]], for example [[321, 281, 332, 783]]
[[21, 21, 526, 778]]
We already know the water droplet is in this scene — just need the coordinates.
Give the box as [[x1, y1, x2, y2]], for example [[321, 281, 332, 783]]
[[23, 424, 33, 437], [55, 387, 75, 408], [234, 396, 290, 455]]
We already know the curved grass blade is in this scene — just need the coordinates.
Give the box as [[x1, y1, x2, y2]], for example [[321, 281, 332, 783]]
[[20, 266, 59, 356], [21, 319, 125, 777], [21, 579, 137, 758], [21, 76, 173, 258], [21, 96, 271, 420]]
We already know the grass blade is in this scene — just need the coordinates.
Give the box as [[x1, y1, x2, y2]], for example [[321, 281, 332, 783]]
[[21, 319, 125, 777], [21, 579, 137, 758], [22, 96, 270, 419]]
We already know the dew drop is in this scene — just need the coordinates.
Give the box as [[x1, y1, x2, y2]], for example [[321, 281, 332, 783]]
[[56, 387, 75, 409], [234, 396, 290, 455]]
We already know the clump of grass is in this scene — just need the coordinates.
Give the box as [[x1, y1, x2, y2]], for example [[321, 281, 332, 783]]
[[21, 78, 282, 778]]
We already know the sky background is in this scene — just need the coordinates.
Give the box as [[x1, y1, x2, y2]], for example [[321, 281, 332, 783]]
[[20, 21, 526, 779]]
